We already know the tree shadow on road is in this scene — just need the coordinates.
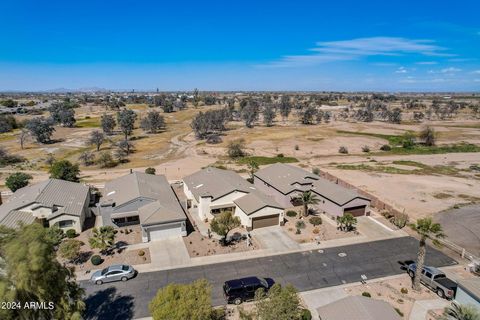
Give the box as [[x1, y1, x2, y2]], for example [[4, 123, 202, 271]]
[[84, 287, 135, 320]]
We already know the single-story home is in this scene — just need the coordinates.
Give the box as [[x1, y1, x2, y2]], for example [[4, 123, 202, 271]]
[[99, 172, 187, 242], [0, 179, 91, 233], [455, 278, 480, 310], [183, 167, 284, 230], [254, 163, 371, 218], [316, 296, 401, 320]]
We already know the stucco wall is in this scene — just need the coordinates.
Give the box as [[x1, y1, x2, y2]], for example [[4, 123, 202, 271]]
[[49, 215, 82, 233], [198, 191, 248, 220], [235, 206, 283, 228]]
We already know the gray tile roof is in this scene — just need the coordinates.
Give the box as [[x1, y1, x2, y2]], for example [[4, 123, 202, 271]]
[[103, 172, 185, 225], [255, 163, 369, 206], [0, 210, 36, 229], [316, 296, 401, 320], [234, 191, 283, 215], [183, 167, 254, 201], [0, 179, 89, 228]]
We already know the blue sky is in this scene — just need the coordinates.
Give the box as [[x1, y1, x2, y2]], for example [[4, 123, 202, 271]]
[[0, 0, 479, 91]]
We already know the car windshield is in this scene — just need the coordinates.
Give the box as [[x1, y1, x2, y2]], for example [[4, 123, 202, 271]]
[[101, 268, 109, 275], [122, 265, 130, 271], [434, 274, 446, 279], [259, 278, 268, 287], [223, 283, 230, 293]]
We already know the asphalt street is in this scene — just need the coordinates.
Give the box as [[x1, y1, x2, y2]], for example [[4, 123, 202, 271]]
[[80, 236, 457, 320]]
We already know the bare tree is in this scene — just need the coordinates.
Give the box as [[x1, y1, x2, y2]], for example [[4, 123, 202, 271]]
[[89, 130, 105, 151], [19, 129, 29, 149]]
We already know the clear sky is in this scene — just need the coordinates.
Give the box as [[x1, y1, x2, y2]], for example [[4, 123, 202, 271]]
[[1, 0, 479, 91]]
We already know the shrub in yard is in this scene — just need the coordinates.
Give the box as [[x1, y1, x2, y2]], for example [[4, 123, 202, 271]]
[[362, 292, 371, 298], [338, 146, 348, 154], [295, 229, 301, 234], [309, 217, 322, 226], [300, 309, 312, 320], [65, 229, 77, 238], [90, 255, 103, 266], [138, 250, 145, 256], [392, 212, 409, 229], [362, 145, 370, 153], [400, 288, 408, 294], [380, 144, 391, 151], [295, 220, 306, 229], [312, 227, 320, 234], [286, 210, 297, 217]]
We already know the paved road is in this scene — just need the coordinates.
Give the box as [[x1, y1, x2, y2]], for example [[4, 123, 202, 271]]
[[80, 236, 456, 320]]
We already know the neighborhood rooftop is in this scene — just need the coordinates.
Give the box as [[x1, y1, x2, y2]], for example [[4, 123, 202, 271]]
[[234, 191, 284, 215], [255, 163, 366, 206], [316, 296, 401, 320], [183, 167, 254, 201], [0, 179, 90, 228]]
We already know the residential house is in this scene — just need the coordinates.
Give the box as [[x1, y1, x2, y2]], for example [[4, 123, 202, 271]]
[[254, 163, 370, 218], [183, 167, 284, 230], [316, 296, 401, 320], [0, 179, 91, 233], [99, 172, 187, 242]]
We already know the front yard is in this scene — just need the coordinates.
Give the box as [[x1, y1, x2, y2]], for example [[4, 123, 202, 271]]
[[59, 225, 151, 272], [183, 226, 261, 257], [282, 208, 359, 243]]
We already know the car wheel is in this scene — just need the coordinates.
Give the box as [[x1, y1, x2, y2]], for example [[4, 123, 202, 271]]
[[234, 298, 242, 305], [437, 289, 445, 298], [95, 280, 103, 285], [408, 270, 415, 278], [121, 276, 128, 282]]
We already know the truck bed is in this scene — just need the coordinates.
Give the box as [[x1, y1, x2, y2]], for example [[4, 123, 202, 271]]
[[437, 278, 457, 291]]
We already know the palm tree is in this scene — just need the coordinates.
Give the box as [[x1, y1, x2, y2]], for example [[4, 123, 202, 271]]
[[337, 213, 357, 231], [441, 302, 480, 320], [247, 160, 259, 183], [410, 217, 445, 291], [295, 190, 320, 217], [88, 226, 116, 255]]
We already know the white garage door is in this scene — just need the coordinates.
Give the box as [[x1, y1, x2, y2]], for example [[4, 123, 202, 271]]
[[147, 223, 183, 241]]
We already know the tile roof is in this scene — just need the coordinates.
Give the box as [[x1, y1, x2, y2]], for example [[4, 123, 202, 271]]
[[234, 191, 283, 215], [316, 296, 401, 320]]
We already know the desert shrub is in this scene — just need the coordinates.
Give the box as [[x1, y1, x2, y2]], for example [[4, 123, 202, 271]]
[[295, 220, 306, 229], [400, 287, 408, 294], [145, 167, 156, 175], [227, 139, 246, 158], [286, 210, 297, 217], [380, 144, 391, 151], [392, 212, 409, 229], [300, 309, 312, 320], [362, 145, 370, 153], [312, 227, 320, 234], [362, 292, 371, 298], [312, 167, 320, 175], [295, 229, 301, 234], [65, 229, 77, 238], [380, 210, 394, 219], [138, 250, 145, 256], [294, 145, 299, 151], [277, 153, 284, 158], [338, 146, 348, 154], [394, 308, 404, 317], [90, 255, 103, 266], [309, 217, 322, 226]]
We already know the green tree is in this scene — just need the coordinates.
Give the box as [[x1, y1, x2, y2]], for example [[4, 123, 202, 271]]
[[145, 167, 156, 175], [58, 239, 83, 262], [140, 110, 165, 133], [210, 211, 241, 245], [5, 172, 32, 192], [89, 130, 105, 151], [263, 105, 276, 127], [0, 224, 85, 320], [25, 117, 55, 143], [440, 302, 480, 320], [247, 159, 259, 182], [49, 160, 80, 182], [337, 213, 357, 232], [420, 126, 436, 147], [45, 226, 65, 246], [254, 283, 301, 320], [117, 109, 137, 141], [294, 190, 320, 217], [149, 279, 213, 320], [410, 217, 445, 291], [101, 113, 116, 135], [227, 139, 246, 158], [88, 226, 116, 254], [401, 131, 416, 148]]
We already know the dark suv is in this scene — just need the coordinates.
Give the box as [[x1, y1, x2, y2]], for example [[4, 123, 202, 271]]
[[223, 276, 275, 305]]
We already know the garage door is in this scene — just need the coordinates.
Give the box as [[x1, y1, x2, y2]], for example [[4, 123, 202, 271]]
[[252, 214, 279, 229], [147, 223, 182, 241], [343, 205, 366, 217]]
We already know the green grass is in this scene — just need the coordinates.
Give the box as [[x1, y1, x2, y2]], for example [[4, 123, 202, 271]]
[[237, 155, 298, 165], [336, 130, 404, 145], [76, 118, 101, 128], [387, 143, 480, 155], [337, 161, 461, 176], [336, 164, 412, 174]]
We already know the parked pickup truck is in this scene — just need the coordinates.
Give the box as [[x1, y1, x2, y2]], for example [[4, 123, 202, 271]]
[[407, 263, 457, 299]]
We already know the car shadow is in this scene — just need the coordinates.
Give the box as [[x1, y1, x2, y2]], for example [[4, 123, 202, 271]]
[[84, 287, 135, 320]]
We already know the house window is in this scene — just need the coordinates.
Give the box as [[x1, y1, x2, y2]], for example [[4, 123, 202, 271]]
[[57, 220, 74, 228], [126, 216, 140, 223]]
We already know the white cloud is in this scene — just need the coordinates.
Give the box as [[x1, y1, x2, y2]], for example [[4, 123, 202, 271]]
[[440, 67, 462, 73], [475, 79, 480, 82], [260, 37, 452, 68], [416, 61, 437, 65], [471, 70, 480, 74], [395, 66, 408, 74]]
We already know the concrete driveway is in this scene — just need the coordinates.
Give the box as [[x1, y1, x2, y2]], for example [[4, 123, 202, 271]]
[[251, 226, 300, 252], [147, 237, 190, 269]]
